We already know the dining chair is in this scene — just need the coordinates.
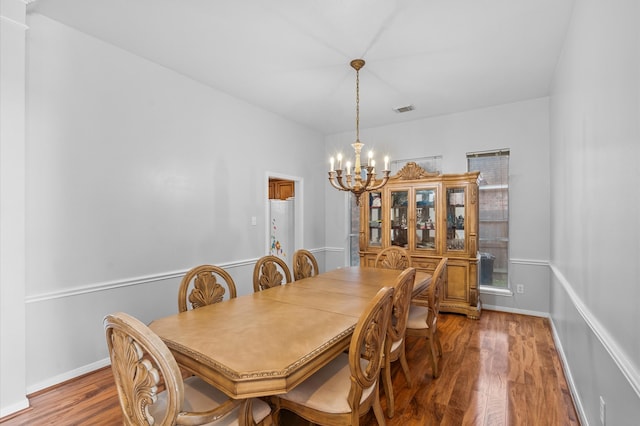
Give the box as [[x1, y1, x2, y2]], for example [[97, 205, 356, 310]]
[[406, 257, 447, 378], [381, 267, 416, 418], [272, 286, 394, 426], [252, 255, 292, 292], [104, 312, 273, 426], [292, 249, 319, 280], [374, 246, 412, 270], [178, 264, 237, 313]]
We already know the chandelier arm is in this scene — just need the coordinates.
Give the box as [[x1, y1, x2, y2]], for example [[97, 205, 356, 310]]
[[328, 178, 346, 191], [368, 176, 391, 191], [329, 172, 348, 191], [346, 174, 354, 189], [339, 173, 357, 191], [367, 171, 392, 191], [360, 168, 375, 189]]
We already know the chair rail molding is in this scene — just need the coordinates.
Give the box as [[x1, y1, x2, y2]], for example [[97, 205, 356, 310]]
[[550, 263, 640, 399], [25, 249, 329, 303]]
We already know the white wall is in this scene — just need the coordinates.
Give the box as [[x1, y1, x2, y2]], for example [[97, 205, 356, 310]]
[[325, 97, 552, 314], [17, 13, 327, 397], [0, 0, 28, 417], [549, 0, 640, 424]]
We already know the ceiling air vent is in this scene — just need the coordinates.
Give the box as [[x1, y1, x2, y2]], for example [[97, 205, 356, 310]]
[[393, 105, 415, 113]]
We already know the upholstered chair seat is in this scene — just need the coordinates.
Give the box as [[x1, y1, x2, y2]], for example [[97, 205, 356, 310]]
[[278, 354, 374, 414], [406, 305, 430, 330], [150, 376, 272, 426]]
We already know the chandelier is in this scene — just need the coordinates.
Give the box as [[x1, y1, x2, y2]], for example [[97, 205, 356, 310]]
[[328, 59, 390, 206]]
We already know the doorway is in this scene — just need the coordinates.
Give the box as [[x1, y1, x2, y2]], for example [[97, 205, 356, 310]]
[[266, 174, 303, 272]]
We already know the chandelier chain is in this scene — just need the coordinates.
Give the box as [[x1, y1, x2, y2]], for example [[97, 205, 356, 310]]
[[355, 67, 360, 142], [327, 58, 390, 206]]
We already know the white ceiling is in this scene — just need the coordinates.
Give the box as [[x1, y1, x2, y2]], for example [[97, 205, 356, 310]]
[[27, 0, 575, 135]]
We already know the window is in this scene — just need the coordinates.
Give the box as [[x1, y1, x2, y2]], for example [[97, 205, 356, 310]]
[[467, 150, 509, 288], [390, 155, 442, 174]]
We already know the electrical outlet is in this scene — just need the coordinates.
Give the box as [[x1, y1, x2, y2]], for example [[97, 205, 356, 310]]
[[516, 284, 524, 294], [600, 396, 606, 425]]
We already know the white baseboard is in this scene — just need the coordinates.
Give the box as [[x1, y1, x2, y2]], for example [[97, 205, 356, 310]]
[[548, 316, 589, 426], [26, 357, 111, 395], [482, 304, 548, 318], [485, 303, 589, 424], [0, 398, 30, 419]]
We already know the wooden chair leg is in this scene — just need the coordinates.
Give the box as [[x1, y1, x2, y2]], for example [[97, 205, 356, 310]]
[[399, 350, 412, 388], [372, 388, 387, 426], [270, 399, 281, 426], [428, 336, 440, 378], [436, 331, 443, 357], [382, 358, 395, 418]]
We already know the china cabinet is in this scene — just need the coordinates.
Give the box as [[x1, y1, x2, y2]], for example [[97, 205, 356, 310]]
[[359, 162, 481, 318]]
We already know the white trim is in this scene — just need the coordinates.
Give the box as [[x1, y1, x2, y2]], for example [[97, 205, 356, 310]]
[[479, 184, 508, 190], [24, 253, 329, 303], [25, 270, 186, 303], [0, 15, 28, 29], [548, 313, 589, 426], [324, 246, 345, 253], [479, 286, 513, 296], [24, 258, 253, 303], [485, 301, 589, 424], [550, 263, 640, 399], [26, 358, 111, 395], [482, 304, 548, 318], [0, 398, 29, 419], [510, 258, 549, 266]]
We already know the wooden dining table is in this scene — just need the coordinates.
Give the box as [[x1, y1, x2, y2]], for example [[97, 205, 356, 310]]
[[148, 266, 431, 400]]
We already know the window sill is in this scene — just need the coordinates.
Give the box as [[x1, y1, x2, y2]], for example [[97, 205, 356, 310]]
[[479, 286, 513, 297]]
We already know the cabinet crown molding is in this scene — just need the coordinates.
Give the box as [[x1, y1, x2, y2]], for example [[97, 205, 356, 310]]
[[391, 162, 440, 181]]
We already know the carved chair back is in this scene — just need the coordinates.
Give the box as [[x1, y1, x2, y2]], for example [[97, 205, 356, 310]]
[[406, 257, 448, 378], [272, 288, 394, 425], [252, 255, 292, 292], [178, 265, 237, 313], [104, 312, 270, 426], [292, 249, 319, 280], [374, 246, 412, 270], [381, 267, 416, 417], [346, 285, 394, 422], [427, 258, 447, 333]]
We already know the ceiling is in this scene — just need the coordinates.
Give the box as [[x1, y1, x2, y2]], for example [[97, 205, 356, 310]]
[[27, 0, 575, 135]]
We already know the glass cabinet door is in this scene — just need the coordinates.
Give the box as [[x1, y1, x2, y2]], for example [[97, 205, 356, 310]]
[[390, 190, 408, 248], [415, 188, 436, 250], [367, 191, 382, 246], [446, 187, 466, 251]]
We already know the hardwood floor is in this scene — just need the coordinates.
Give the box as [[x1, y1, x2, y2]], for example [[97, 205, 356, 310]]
[[0, 310, 579, 426]]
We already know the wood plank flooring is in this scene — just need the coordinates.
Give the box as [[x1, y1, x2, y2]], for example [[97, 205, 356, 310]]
[[0, 310, 579, 425]]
